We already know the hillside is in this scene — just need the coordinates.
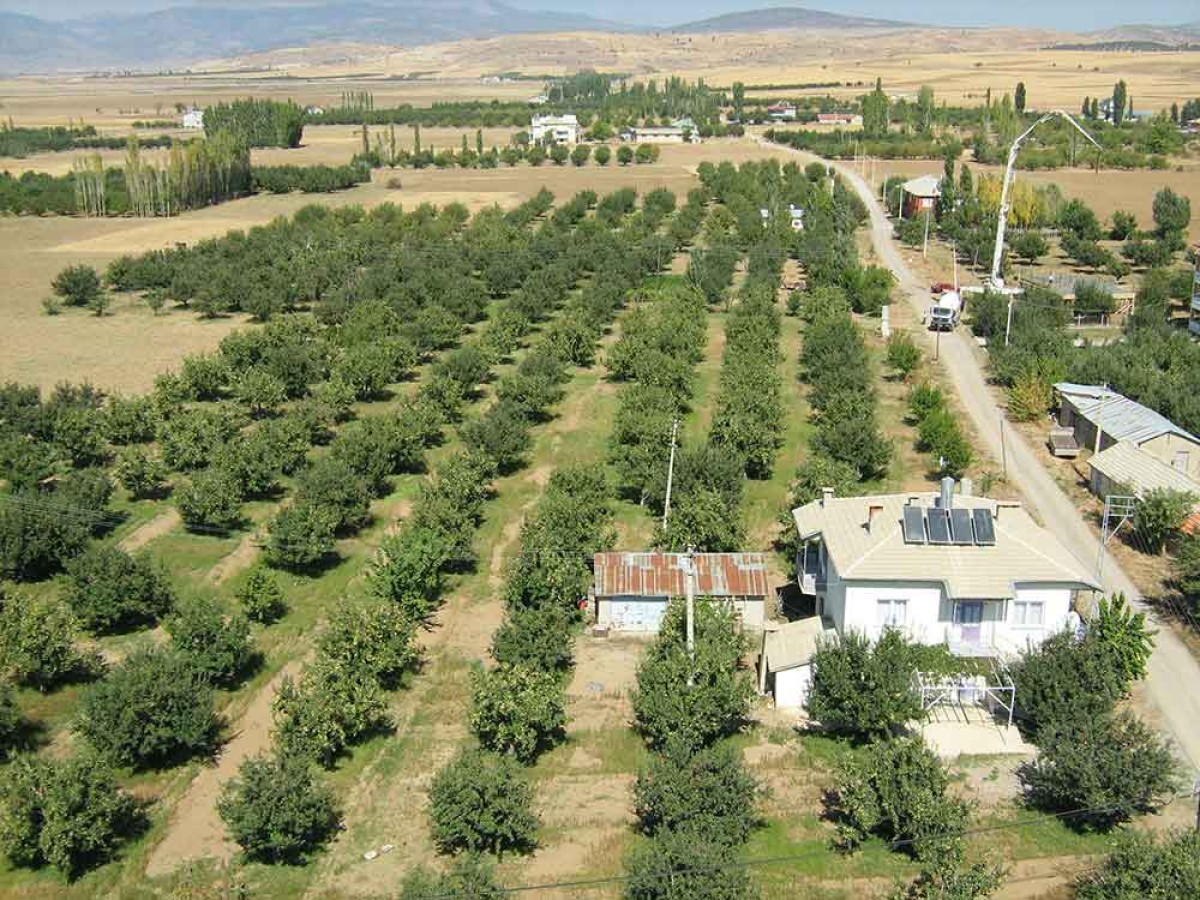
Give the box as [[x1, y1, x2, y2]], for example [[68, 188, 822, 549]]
[[0, 1, 628, 73], [671, 6, 913, 33]]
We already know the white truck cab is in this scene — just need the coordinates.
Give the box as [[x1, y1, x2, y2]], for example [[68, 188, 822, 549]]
[[927, 291, 962, 331]]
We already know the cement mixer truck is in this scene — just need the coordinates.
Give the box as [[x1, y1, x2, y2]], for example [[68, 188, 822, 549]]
[[926, 290, 962, 331]]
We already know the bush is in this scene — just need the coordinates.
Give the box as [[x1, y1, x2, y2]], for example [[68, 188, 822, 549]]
[[807, 630, 924, 741], [831, 736, 970, 860], [490, 604, 575, 676], [1010, 631, 1126, 734], [51, 265, 102, 308], [633, 740, 760, 844], [236, 565, 287, 623], [1074, 829, 1200, 899], [318, 596, 418, 690], [1133, 488, 1195, 554], [271, 658, 389, 768], [428, 747, 538, 856], [0, 681, 21, 759], [75, 648, 217, 768], [1089, 593, 1154, 687], [593, 145, 611, 166], [217, 751, 339, 864], [625, 827, 753, 900], [264, 501, 339, 570], [175, 468, 244, 531], [64, 544, 174, 634], [366, 524, 452, 625], [885, 332, 923, 381], [114, 447, 168, 499], [0, 753, 136, 878], [166, 594, 254, 686], [631, 599, 753, 752], [1018, 711, 1178, 831], [469, 665, 566, 763], [0, 590, 91, 689], [401, 855, 506, 899], [459, 401, 532, 474], [1010, 230, 1048, 264]]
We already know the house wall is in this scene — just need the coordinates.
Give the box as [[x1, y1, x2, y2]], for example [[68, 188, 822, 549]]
[[596, 595, 765, 632], [1139, 432, 1200, 480], [632, 130, 685, 143], [823, 570, 1075, 656], [773, 665, 812, 709]]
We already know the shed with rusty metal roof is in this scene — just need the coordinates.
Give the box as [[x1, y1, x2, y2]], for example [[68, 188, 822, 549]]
[[592, 552, 771, 633]]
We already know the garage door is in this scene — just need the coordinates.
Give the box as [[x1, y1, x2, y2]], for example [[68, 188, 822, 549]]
[[608, 598, 668, 633]]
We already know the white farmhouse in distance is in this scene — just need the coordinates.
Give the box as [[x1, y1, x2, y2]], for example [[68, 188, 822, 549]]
[[530, 114, 579, 145], [792, 479, 1099, 659], [181, 108, 204, 129]]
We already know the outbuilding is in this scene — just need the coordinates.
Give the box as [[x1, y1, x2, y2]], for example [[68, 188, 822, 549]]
[[629, 125, 686, 144], [758, 617, 835, 708], [181, 108, 204, 129], [901, 175, 940, 218], [592, 551, 771, 633]]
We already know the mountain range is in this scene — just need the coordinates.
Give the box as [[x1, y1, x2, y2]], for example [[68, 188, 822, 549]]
[[0, 3, 918, 72], [1, 4, 1197, 74]]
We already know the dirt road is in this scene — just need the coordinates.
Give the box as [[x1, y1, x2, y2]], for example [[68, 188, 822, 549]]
[[759, 135, 1200, 774]]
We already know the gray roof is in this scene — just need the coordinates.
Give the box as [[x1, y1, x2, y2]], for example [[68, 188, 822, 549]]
[[1089, 441, 1200, 499], [1055, 383, 1197, 445], [792, 492, 1099, 600], [762, 617, 834, 672]]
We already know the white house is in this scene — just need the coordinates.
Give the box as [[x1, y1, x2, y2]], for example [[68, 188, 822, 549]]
[[181, 108, 204, 129], [592, 551, 771, 633], [530, 114, 579, 145], [758, 617, 836, 708], [792, 480, 1099, 658], [767, 102, 797, 121], [629, 125, 686, 144]]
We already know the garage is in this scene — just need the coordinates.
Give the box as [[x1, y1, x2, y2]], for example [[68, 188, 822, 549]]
[[758, 617, 834, 710]]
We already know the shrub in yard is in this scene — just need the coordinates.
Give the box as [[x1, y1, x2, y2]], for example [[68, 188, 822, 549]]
[[165, 593, 254, 686], [469, 665, 566, 763], [0, 589, 92, 689], [400, 854, 506, 899], [807, 629, 924, 741], [0, 681, 22, 759], [174, 468, 244, 531], [830, 736, 970, 860], [428, 747, 538, 856], [217, 750, 339, 865], [235, 565, 287, 623], [1133, 488, 1195, 554], [0, 752, 136, 878], [885, 331, 923, 381], [892, 846, 1005, 900], [633, 740, 760, 845], [1017, 711, 1178, 831], [64, 544, 175, 634], [263, 501, 339, 570], [1089, 593, 1154, 687], [1074, 829, 1200, 899], [625, 827, 753, 900], [113, 447, 168, 499], [1009, 630, 1126, 734], [631, 599, 753, 752], [75, 648, 217, 769]]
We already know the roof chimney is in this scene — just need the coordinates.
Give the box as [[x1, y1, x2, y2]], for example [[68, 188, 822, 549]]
[[938, 477, 954, 510], [867, 504, 884, 533], [821, 487, 834, 507]]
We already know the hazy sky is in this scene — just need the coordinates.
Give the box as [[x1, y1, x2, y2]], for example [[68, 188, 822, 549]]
[[4, 0, 1196, 29]]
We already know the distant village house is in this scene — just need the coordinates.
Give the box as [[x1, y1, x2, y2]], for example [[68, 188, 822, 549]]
[[900, 175, 940, 218], [530, 114, 579, 145], [816, 112, 863, 127], [767, 101, 797, 121]]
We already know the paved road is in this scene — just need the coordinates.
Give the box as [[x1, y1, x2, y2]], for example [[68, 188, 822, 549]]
[[760, 136, 1200, 773]]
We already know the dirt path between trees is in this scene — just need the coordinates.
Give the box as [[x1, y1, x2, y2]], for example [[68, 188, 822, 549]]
[[118, 508, 180, 552]]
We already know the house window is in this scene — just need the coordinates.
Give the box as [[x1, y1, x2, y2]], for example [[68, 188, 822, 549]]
[[1013, 600, 1044, 627], [877, 598, 908, 627]]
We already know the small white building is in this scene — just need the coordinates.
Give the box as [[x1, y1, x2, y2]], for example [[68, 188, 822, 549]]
[[767, 102, 797, 121], [530, 114, 579, 145], [817, 112, 863, 127], [629, 125, 686, 144], [592, 551, 771, 633], [181, 108, 204, 129], [758, 617, 836, 708], [788, 205, 805, 231], [792, 480, 1099, 658]]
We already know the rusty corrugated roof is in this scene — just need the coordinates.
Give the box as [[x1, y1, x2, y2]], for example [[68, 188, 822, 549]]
[[593, 552, 772, 599]]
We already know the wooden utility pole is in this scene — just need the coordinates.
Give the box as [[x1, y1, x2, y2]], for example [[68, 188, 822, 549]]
[[662, 419, 680, 530]]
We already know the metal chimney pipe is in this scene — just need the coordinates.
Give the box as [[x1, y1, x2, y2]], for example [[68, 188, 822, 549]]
[[939, 477, 954, 510]]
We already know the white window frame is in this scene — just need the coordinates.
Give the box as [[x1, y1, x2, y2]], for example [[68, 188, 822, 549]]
[[877, 598, 908, 628], [1012, 600, 1044, 627]]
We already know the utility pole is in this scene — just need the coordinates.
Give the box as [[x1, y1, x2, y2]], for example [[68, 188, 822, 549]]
[[1004, 292, 1016, 347], [662, 419, 680, 530], [683, 544, 697, 686], [922, 208, 931, 258], [1000, 417, 1008, 480]]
